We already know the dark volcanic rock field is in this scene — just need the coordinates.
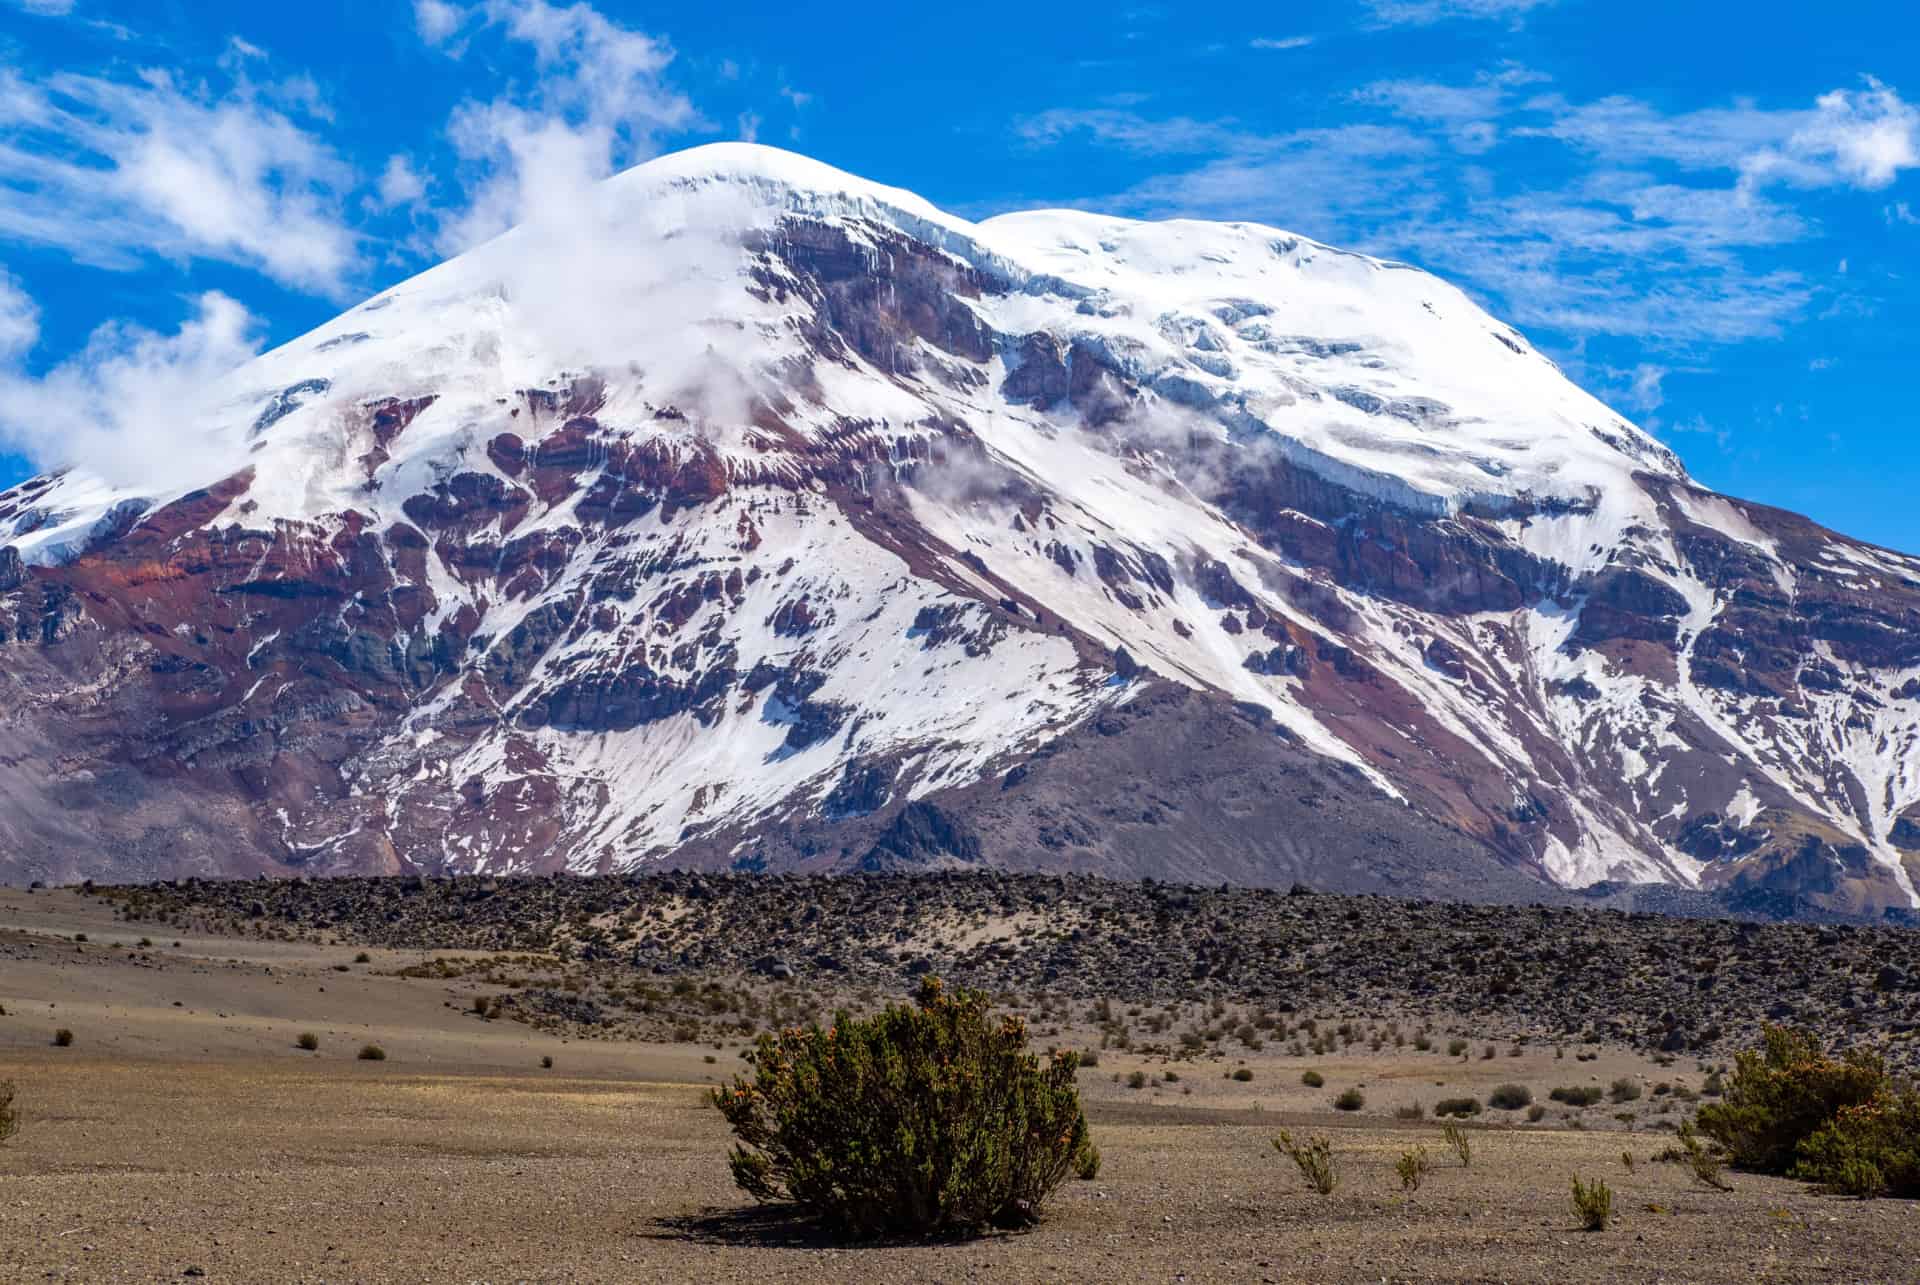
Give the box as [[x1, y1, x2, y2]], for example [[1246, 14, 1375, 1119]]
[[92, 871, 1920, 1070]]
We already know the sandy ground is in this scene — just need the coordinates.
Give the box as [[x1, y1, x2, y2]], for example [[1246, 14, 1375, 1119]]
[[3, 888, 1918, 1283]]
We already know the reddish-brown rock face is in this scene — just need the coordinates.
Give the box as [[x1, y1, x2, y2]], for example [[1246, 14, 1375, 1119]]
[[0, 144, 1915, 918]]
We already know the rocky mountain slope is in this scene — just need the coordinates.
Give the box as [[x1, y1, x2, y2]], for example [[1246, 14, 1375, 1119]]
[[3, 144, 1918, 915]]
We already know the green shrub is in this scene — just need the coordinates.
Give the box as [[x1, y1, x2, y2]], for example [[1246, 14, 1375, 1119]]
[[1488, 1083, 1532, 1111], [1433, 1096, 1481, 1118], [1231, 1067, 1253, 1082], [1077, 1049, 1099, 1068], [541, 1055, 554, 1069], [296, 1032, 319, 1051], [710, 977, 1088, 1236], [0, 1080, 16, 1143], [1301, 1070, 1325, 1088], [1332, 1087, 1365, 1112], [1396, 1102, 1425, 1120], [1396, 1145, 1431, 1191], [1526, 1104, 1547, 1123], [1073, 1140, 1101, 1181], [1550, 1085, 1604, 1107], [1273, 1131, 1336, 1195], [1442, 1120, 1471, 1167], [1695, 1027, 1891, 1177], [354, 952, 371, 964], [1127, 1070, 1148, 1090], [1571, 1175, 1612, 1230], [1609, 1078, 1642, 1103], [1792, 1086, 1920, 1198], [358, 1043, 387, 1061], [52, 1028, 73, 1048], [1447, 1038, 1468, 1057]]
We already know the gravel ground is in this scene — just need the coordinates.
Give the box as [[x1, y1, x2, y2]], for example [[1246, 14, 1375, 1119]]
[[1, 886, 1917, 1282]]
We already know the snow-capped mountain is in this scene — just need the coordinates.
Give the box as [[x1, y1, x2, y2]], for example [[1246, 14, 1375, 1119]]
[[3, 143, 1918, 915]]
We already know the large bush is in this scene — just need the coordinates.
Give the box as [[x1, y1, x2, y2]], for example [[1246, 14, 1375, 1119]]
[[1695, 1026, 1889, 1174], [1793, 1086, 1920, 1198], [711, 977, 1090, 1236]]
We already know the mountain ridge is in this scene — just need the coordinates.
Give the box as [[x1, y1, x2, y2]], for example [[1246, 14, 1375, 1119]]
[[2, 142, 1917, 916]]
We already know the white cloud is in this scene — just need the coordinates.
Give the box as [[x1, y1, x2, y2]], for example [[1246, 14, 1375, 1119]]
[[433, 0, 698, 253], [414, 0, 466, 45], [1759, 78, 1919, 190], [1023, 73, 1902, 345], [1016, 108, 1246, 156], [0, 275, 264, 490], [0, 272, 38, 360], [9, 0, 76, 15], [1251, 36, 1313, 50], [1362, 0, 1556, 27], [737, 110, 761, 143], [1625, 364, 1667, 411], [1535, 79, 1919, 194], [374, 154, 427, 208], [0, 65, 359, 294]]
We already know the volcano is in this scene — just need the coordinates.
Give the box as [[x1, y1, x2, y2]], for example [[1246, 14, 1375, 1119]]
[[3, 143, 1917, 916]]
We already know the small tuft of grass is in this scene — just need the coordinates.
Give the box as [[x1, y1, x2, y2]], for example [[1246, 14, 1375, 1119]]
[[1572, 1175, 1613, 1231], [0, 1079, 17, 1144], [1273, 1131, 1336, 1195], [1332, 1087, 1365, 1112], [1301, 1069, 1325, 1088], [1231, 1067, 1253, 1082], [1396, 1145, 1432, 1191], [1434, 1096, 1481, 1118], [296, 1032, 320, 1052], [1073, 1140, 1102, 1180], [53, 1028, 73, 1048], [541, 1055, 554, 1069], [1442, 1120, 1472, 1167], [357, 1043, 387, 1061]]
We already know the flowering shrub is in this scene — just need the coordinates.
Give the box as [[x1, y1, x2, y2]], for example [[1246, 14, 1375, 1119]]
[[710, 976, 1090, 1236], [1793, 1087, 1920, 1198], [1695, 1026, 1888, 1174]]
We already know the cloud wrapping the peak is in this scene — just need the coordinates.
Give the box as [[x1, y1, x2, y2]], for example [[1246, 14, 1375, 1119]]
[[431, 0, 699, 253], [0, 277, 265, 490]]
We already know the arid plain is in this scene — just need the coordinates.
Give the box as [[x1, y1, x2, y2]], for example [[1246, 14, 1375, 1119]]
[[3, 885, 1917, 1283]]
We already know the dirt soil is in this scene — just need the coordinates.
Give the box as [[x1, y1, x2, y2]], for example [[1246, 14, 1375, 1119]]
[[2, 888, 1917, 1283]]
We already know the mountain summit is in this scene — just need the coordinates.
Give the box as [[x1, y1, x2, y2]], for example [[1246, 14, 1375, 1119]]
[[3, 143, 1916, 914]]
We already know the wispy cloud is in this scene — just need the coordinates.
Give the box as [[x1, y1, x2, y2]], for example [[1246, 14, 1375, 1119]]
[[1529, 77, 1920, 193], [0, 270, 266, 489], [1020, 74, 1914, 348], [1362, 0, 1558, 28], [0, 62, 360, 295], [424, 0, 700, 253], [1015, 108, 1245, 156], [1250, 36, 1314, 51]]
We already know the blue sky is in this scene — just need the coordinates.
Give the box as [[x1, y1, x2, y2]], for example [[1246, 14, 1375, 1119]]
[[2, 0, 1918, 548]]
